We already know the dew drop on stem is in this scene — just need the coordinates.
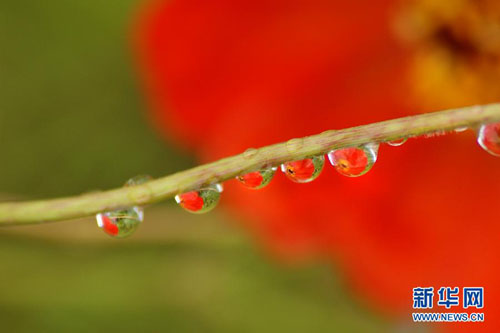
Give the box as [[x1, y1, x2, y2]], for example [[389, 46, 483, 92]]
[[124, 174, 153, 186], [328, 143, 379, 177], [243, 148, 258, 159], [477, 122, 500, 157], [281, 155, 325, 183], [387, 138, 407, 147], [95, 174, 153, 238], [125, 174, 154, 204], [237, 167, 277, 189], [175, 184, 223, 214], [96, 207, 143, 238]]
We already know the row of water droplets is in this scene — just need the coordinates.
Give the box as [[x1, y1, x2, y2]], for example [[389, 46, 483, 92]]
[[96, 122, 500, 238]]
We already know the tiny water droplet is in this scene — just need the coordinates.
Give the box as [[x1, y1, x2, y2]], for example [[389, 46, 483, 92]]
[[423, 130, 446, 138], [243, 148, 258, 159], [328, 143, 379, 177], [124, 175, 153, 205], [96, 206, 143, 238], [124, 174, 153, 186], [175, 184, 223, 214], [286, 138, 304, 153], [237, 167, 277, 189], [281, 155, 324, 183], [387, 138, 407, 147], [477, 122, 500, 157], [454, 127, 468, 133]]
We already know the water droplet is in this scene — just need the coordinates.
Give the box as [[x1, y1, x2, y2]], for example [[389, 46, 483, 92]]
[[281, 155, 324, 183], [175, 184, 223, 214], [237, 167, 277, 189], [387, 138, 407, 147], [286, 138, 304, 153], [477, 122, 500, 157], [454, 127, 468, 133], [328, 143, 379, 177], [423, 130, 446, 138], [125, 174, 153, 204], [124, 174, 153, 186], [96, 206, 143, 238], [243, 148, 258, 159]]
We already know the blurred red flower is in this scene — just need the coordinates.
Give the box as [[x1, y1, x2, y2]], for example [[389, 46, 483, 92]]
[[133, 0, 500, 331]]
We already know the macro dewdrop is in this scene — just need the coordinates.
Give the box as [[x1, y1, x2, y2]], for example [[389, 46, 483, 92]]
[[175, 183, 223, 214], [328, 143, 379, 177], [281, 155, 325, 183]]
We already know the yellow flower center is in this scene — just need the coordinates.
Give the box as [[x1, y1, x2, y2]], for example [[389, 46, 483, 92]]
[[394, 0, 500, 109]]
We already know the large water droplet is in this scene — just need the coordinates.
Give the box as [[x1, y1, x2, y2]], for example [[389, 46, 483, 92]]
[[328, 143, 379, 177], [281, 155, 324, 183], [477, 122, 500, 156], [237, 167, 277, 189], [96, 206, 143, 238], [175, 184, 223, 214], [387, 138, 407, 147]]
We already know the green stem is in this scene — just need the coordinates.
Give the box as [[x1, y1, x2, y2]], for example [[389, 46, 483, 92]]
[[1, 103, 499, 225]]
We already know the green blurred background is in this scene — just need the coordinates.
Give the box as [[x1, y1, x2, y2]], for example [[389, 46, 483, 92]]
[[0, 1, 391, 331]]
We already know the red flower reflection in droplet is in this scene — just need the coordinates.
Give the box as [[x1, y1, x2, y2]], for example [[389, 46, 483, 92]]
[[238, 171, 264, 188], [282, 159, 315, 183], [101, 215, 119, 236], [478, 122, 500, 156], [177, 191, 204, 212], [329, 148, 369, 176]]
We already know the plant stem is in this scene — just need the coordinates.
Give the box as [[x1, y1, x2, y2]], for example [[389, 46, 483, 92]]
[[1, 103, 499, 226]]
